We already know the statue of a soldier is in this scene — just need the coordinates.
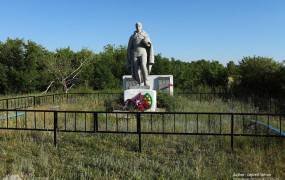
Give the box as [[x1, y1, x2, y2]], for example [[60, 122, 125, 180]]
[[127, 22, 154, 87]]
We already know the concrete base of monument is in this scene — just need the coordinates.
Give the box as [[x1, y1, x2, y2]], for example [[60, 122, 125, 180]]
[[123, 75, 174, 95], [124, 89, 157, 111]]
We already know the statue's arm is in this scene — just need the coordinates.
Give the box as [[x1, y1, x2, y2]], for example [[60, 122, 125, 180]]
[[127, 36, 133, 72], [143, 32, 155, 65], [127, 36, 132, 63], [143, 32, 151, 47]]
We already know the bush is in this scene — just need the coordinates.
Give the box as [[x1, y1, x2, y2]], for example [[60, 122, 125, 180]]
[[157, 93, 176, 111]]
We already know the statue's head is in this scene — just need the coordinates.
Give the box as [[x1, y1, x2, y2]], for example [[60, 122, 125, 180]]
[[135, 22, 143, 33]]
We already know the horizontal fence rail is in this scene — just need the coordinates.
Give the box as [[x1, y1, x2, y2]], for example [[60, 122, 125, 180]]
[[0, 92, 283, 113], [0, 92, 123, 110], [0, 109, 284, 152]]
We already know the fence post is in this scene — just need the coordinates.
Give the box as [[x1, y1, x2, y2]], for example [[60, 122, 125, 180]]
[[33, 96, 36, 106], [231, 113, 234, 151], [269, 96, 271, 113], [137, 112, 142, 153], [54, 111, 58, 147], [53, 94, 55, 104], [6, 99, 8, 109], [279, 115, 282, 136], [93, 112, 98, 132]]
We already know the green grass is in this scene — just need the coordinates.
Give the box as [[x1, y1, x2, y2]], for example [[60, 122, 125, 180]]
[[0, 93, 284, 179], [0, 131, 284, 179]]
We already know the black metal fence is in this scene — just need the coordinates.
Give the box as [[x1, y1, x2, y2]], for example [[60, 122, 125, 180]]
[[0, 108, 284, 152], [0, 92, 283, 113], [177, 92, 284, 113], [0, 92, 122, 110], [0, 92, 284, 152]]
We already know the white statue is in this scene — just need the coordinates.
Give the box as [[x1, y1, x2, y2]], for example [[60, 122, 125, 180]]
[[127, 22, 154, 86]]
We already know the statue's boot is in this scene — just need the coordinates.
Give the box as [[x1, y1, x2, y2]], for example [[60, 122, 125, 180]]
[[144, 81, 150, 88]]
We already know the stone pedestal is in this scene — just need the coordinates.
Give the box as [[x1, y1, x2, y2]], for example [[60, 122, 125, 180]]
[[123, 75, 174, 95], [124, 89, 157, 111]]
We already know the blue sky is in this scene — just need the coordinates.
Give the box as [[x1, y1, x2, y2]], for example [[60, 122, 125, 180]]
[[1, 0, 284, 64]]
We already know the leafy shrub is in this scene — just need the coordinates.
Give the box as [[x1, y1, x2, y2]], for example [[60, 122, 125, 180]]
[[157, 93, 176, 111]]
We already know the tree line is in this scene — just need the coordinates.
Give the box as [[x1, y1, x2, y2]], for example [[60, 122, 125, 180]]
[[0, 38, 284, 99]]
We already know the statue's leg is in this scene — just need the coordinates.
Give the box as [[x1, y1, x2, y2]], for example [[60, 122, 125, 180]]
[[141, 53, 148, 86], [148, 64, 152, 74], [133, 56, 141, 84]]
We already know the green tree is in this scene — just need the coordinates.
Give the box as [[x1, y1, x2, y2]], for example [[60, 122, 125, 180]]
[[238, 56, 282, 96], [89, 60, 119, 90], [0, 38, 48, 93]]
